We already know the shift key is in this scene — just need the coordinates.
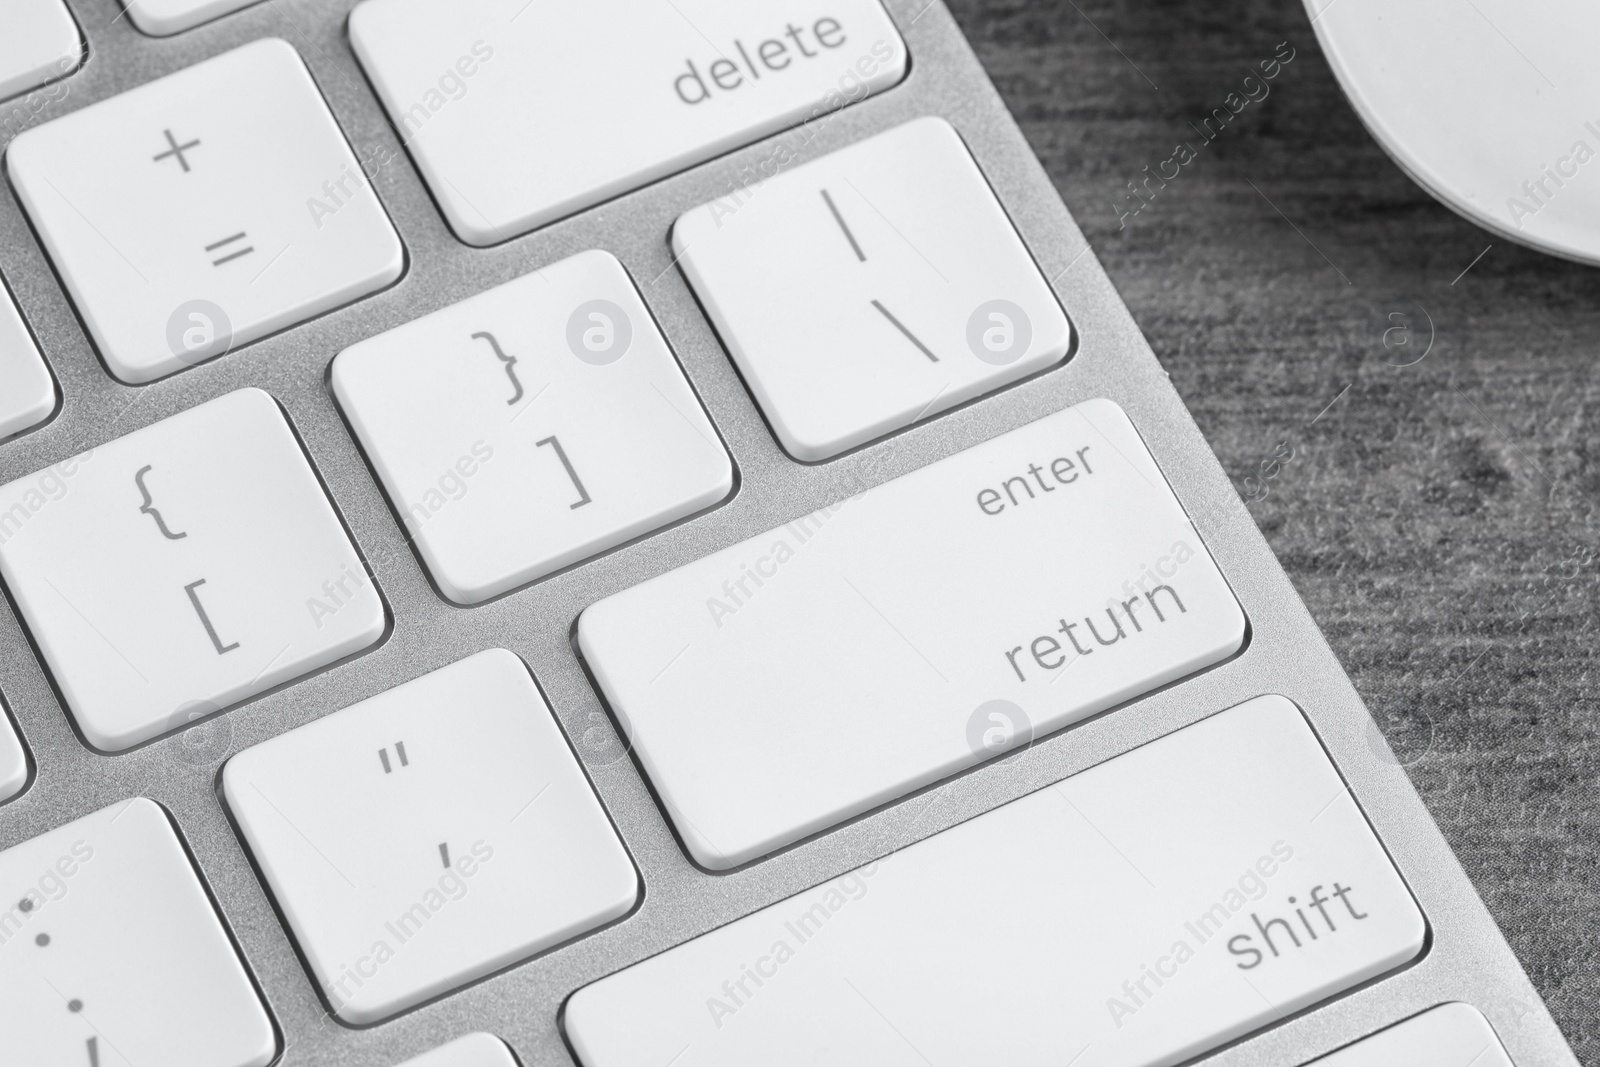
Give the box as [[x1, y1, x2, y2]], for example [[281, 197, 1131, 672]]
[[579, 398, 1246, 869], [565, 696, 1427, 1066]]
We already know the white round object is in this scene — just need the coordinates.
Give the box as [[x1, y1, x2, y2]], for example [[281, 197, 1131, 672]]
[[1306, 0, 1600, 266]]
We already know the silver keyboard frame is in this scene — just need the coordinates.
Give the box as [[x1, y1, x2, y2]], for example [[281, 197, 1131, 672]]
[[0, 1, 1578, 1064]]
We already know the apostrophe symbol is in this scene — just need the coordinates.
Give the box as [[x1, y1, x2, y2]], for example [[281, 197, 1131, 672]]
[[472, 331, 524, 406]]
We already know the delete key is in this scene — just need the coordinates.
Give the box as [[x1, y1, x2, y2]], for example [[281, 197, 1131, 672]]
[[349, 0, 907, 244]]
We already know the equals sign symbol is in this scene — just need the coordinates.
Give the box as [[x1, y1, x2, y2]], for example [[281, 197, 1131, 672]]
[[206, 231, 253, 266]]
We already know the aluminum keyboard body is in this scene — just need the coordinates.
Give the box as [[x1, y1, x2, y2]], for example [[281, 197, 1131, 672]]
[[0, 1, 1576, 1064]]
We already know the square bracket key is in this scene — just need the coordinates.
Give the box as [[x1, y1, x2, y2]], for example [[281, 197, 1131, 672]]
[[0, 388, 385, 752], [333, 249, 732, 604], [7, 38, 403, 384]]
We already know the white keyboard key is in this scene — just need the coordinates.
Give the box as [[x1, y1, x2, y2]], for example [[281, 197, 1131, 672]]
[[396, 1032, 518, 1067], [7, 39, 403, 384], [1306, 1003, 1512, 1067], [580, 397, 1245, 868], [0, 388, 384, 752], [0, 797, 276, 1067], [0, 278, 55, 440], [567, 696, 1426, 1067], [676, 116, 1072, 460], [333, 250, 732, 604], [124, 0, 261, 37], [0, 0, 80, 101], [0, 709, 26, 803], [349, 0, 907, 245], [223, 649, 639, 1024]]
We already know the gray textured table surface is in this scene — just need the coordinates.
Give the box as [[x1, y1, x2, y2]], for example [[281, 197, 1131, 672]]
[[946, 0, 1599, 1059]]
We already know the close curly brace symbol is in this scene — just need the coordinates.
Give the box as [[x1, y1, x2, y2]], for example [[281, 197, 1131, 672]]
[[472, 330, 524, 405]]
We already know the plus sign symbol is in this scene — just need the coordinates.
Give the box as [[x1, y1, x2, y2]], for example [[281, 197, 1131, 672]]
[[152, 128, 201, 172]]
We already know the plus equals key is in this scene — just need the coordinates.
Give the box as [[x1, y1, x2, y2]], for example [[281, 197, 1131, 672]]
[[5, 38, 404, 383]]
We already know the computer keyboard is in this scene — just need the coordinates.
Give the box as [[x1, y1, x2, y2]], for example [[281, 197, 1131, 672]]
[[0, 1, 1581, 1066]]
